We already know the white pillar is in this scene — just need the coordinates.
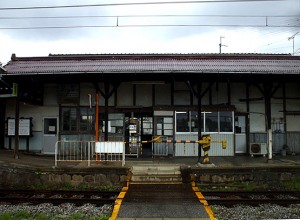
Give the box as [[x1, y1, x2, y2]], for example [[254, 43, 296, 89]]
[[268, 129, 272, 160]]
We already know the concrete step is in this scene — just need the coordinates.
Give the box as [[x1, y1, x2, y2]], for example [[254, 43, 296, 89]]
[[131, 165, 181, 172], [130, 164, 183, 183], [131, 169, 181, 175], [131, 174, 182, 182]]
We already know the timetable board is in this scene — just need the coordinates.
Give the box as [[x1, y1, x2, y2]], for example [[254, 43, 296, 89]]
[[7, 118, 31, 136]]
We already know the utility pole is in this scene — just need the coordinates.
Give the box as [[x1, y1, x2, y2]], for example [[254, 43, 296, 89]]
[[219, 36, 227, 53], [288, 32, 298, 55]]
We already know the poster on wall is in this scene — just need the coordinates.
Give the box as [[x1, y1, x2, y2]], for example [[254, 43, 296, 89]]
[[7, 118, 31, 136]]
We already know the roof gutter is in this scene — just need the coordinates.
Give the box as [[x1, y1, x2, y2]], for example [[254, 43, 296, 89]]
[[2, 70, 299, 76]]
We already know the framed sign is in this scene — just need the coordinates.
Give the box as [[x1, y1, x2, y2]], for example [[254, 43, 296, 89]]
[[43, 118, 57, 135], [7, 118, 31, 136]]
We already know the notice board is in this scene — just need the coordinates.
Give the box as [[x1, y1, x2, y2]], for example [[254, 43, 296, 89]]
[[7, 118, 31, 136]]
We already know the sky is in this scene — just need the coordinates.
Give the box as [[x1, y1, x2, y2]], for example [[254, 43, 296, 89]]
[[0, 0, 299, 64]]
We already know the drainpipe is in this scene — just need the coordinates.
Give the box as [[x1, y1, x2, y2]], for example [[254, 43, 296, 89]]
[[264, 84, 272, 160], [197, 81, 202, 162]]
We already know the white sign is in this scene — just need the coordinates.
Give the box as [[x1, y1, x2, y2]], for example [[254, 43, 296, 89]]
[[8, 118, 31, 136]]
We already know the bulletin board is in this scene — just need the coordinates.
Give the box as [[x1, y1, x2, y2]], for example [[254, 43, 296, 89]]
[[7, 118, 32, 136]]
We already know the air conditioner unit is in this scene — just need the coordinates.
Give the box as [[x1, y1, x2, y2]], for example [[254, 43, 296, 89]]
[[249, 143, 267, 157]]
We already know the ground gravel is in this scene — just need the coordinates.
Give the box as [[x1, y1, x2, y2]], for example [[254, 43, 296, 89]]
[[213, 204, 300, 220], [0, 203, 113, 219]]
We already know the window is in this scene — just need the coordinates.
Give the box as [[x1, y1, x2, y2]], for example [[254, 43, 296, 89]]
[[80, 108, 95, 131], [176, 112, 189, 132], [176, 110, 233, 133], [62, 108, 77, 131], [156, 117, 173, 136], [205, 112, 218, 132], [108, 113, 124, 134], [61, 107, 95, 132], [191, 111, 199, 132], [220, 112, 233, 132], [175, 111, 199, 133]]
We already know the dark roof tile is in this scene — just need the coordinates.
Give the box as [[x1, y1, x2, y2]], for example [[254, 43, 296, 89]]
[[4, 54, 300, 75]]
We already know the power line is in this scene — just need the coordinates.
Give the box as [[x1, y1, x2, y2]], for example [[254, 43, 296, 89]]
[[0, 0, 284, 10], [0, 24, 298, 30], [0, 14, 298, 20]]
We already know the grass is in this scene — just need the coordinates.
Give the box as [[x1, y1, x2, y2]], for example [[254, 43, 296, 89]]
[[0, 211, 110, 220], [281, 180, 300, 190]]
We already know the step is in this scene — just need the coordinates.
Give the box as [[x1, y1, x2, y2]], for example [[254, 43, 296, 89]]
[[130, 164, 183, 183], [131, 169, 181, 175], [131, 165, 181, 172], [131, 174, 182, 182]]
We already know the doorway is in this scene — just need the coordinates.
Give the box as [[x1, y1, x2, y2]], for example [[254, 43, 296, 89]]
[[42, 117, 58, 154], [235, 115, 247, 154], [125, 112, 153, 158]]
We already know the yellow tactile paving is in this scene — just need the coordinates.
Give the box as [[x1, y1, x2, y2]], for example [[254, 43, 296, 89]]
[[192, 182, 217, 220]]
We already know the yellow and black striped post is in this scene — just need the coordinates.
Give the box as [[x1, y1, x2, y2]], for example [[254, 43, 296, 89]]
[[125, 135, 226, 162], [198, 135, 211, 164]]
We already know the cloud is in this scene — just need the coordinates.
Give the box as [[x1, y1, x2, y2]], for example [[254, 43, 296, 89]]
[[0, 0, 299, 63]]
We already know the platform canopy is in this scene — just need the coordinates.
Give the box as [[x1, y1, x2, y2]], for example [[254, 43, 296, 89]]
[[1, 53, 300, 105], [2, 53, 300, 81]]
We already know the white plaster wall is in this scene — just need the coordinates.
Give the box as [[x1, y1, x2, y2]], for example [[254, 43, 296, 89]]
[[286, 115, 300, 131], [6, 102, 58, 132]]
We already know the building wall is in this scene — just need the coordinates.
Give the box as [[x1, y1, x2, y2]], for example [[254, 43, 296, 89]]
[[4, 81, 300, 155]]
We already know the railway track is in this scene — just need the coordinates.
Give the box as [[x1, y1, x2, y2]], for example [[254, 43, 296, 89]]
[[0, 189, 120, 206], [202, 190, 300, 206]]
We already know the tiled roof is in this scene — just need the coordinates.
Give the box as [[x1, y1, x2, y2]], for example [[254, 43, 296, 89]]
[[3, 54, 300, 75]]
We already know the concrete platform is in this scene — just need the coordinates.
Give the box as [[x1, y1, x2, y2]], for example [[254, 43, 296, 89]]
[[0, 149, 299, 169], [116, 184, 210, 219]]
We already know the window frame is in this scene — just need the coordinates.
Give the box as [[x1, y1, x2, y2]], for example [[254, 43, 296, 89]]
[[175, 110, 234, 134]]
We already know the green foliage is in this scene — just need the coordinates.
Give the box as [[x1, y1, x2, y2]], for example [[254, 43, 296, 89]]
[[281, 180, 300, 190]]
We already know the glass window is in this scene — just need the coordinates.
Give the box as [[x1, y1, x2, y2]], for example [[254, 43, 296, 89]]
[[80, 108, 95, 131], [175, 110, 233, 133], [62, 108, 77, 131], [205, 112, 218, 132], [176, 112, 189, 132], [220, 111, 233, 132], [109, 113, 124, 134], [191, 111, 199, 132]]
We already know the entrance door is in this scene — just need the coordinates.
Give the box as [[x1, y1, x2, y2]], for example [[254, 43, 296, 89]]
[[141, 116, 153, 157], [235, 115, 247, 154], [42, 117, 58, 154]]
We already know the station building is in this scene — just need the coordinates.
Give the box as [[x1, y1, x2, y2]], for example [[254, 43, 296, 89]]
[[0, 53, 300, 158]]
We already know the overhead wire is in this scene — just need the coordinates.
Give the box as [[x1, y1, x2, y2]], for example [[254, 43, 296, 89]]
[[0, 0, 297, 54], [0, 14, 298, 20], [0, 24, 298, 30], [0, 0, 285, 10]]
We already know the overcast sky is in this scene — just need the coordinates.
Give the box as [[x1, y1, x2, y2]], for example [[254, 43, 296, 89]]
[[0, 0, 299, 64]]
